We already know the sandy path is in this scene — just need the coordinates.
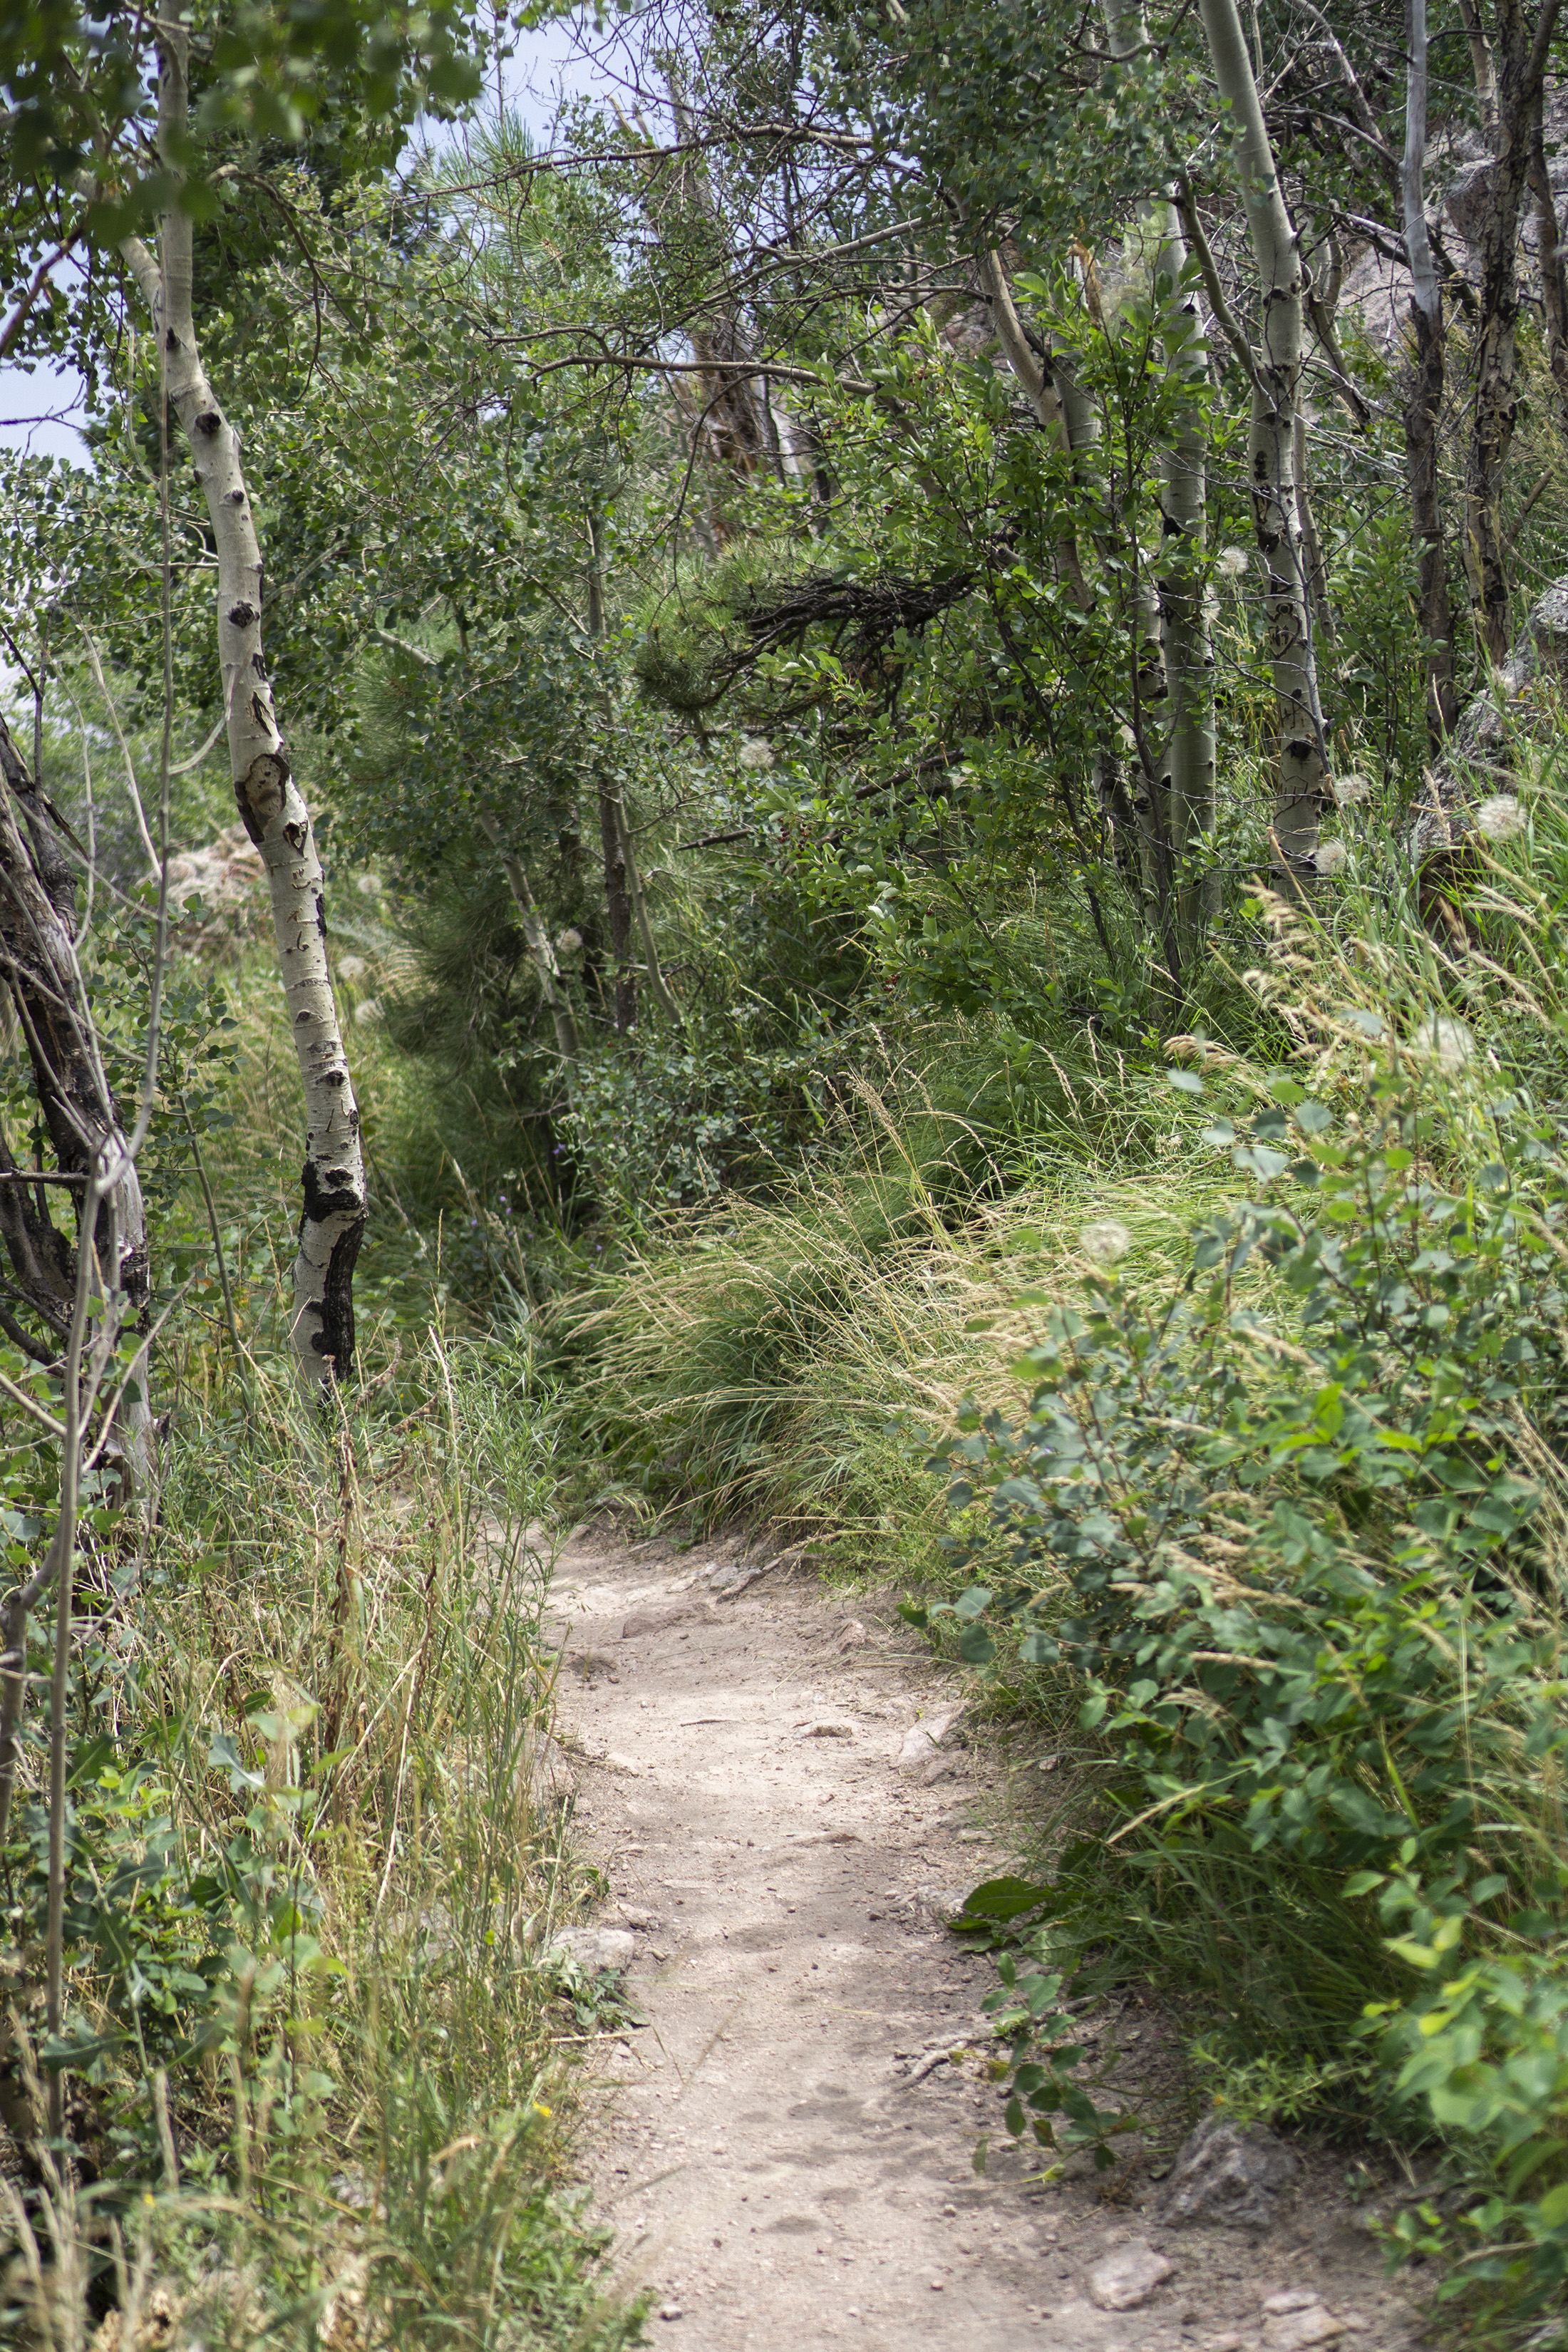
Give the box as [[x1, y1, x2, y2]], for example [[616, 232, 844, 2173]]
[[548, 1528, 1423, 2352]]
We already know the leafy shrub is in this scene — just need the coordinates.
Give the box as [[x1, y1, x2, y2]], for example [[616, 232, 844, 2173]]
[[922, 1011, 1568, 2340]]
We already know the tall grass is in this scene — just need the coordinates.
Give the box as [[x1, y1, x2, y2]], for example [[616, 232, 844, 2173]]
[[2, 1319, 637, 2351]]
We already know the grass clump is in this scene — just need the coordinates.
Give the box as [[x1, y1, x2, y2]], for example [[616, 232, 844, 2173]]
[[1, 1326, 639, 2351]]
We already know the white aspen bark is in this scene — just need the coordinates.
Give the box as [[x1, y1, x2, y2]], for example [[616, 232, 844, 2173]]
[[1198, 0, 1330, 886], [120, 31, 366, 1387], [1457, 0, 1500, 144]]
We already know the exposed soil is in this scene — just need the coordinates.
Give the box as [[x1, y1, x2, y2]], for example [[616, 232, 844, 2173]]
[[547, 1526, 1429, 2351]]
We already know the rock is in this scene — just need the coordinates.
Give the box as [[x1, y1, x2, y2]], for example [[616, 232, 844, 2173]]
[[1262, 2304, 1343, 2351], [800, 1720, 855, 1739], [835, 1618, 870, 1651], [622, 1607, 690, 1639], [1262, 2293, 1319, 2316], [921, 1756, 956, 1785], [899, 1711, 959, 1771], [1087, 2240, 1175, 2311], [914, 1886, 969, 1930], [658, 2304, 684, 2322], [547, 1926, 636, 1972], [619, 1906, 657, 1929], [1157, 2113, 1301, 2230]]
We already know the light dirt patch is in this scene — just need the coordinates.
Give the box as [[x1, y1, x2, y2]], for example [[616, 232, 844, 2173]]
[[550, 1532, 1424, 2351]]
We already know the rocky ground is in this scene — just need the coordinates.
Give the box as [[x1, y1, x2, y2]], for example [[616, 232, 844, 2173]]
[[545, 1525, 1430, 2352]]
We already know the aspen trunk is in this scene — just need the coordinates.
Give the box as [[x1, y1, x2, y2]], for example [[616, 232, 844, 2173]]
[[1103, 0, 1217, 967], [1460, 0, 1560, 664], [120, 31, 366, 1387], [1403, 0, 1459, 741], [1199, 0, 1330, 884]]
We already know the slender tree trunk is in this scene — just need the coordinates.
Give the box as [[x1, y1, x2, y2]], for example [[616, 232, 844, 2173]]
[[1104, 0, 1218, 960], [586, 514, 639, 1033], [1461, 0, 1562, 665], [1199, 0, 1331, 884], [475, 815, 582, 1066], [976, 252, 1095, 614], [597, 790, 637, 1033], [1403, 0, 1460, 742], [1458, 0, 1501, 143], [0, 713, 150, 1457], [119, 31, 366, 1387]]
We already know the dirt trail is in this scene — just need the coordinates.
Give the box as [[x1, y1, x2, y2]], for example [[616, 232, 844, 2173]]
[[547, 1527, 1424, 2352]]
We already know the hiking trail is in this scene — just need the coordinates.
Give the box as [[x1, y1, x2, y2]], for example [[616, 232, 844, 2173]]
[[546, 1524, 1425, 2352]]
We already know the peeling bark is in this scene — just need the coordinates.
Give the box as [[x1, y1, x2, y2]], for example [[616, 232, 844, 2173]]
[[0, 712, 151, 1478], [120, 31, 366, 1388]]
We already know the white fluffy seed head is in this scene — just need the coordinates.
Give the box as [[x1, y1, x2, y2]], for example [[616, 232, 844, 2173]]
[[1475, 793, 1526, 842], [336, 954, 368, 984], [739, 736, 775, 770], [1333, 772, 1372, 807], [1080, 1218, 1132, 1267], [1216, 545, 1250, 579], [1314, 840, 1348, 877], [1415, 1013, 1475, 1073], [555, 927, 584, 956], [356, 871, 383, 897]]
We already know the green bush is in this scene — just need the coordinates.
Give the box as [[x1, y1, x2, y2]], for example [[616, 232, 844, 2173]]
[[923, 995, 1568, 2341]]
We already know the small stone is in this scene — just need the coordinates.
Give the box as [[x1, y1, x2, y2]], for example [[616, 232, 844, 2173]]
[[1088, 2240, 1175, 2311], [922, 1756, 956, 1785], [659, 2305, 684, 2322], [836, 1619, 870, 1650], [800, 1721, 855, 1739], [929, 2279, 945, 2291], [1262, 2306, 1343, 2352], [1157, 2113, 1301, 2230], [1263, 2292, 1319, 2316], [622, 1608, 688, 1639], [619, 1906, 656, 1929], [1202, 2338, 1245, 2352], [547, 1926, 636, 1972], [899, 1711, 958, 1771]]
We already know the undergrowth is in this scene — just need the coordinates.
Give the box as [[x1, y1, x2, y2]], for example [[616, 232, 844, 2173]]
[[1, 1316, 640, 2350]]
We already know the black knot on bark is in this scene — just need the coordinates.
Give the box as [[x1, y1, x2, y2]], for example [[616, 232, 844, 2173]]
[[252, 654, 267, 679], [285, 822, 306, 854], [195, 409, 222, 435], [227, 602, 259, 629], [165, 329, 180, 351], [229, 489, 247, 505]]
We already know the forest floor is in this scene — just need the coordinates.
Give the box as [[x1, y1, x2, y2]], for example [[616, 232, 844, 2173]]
[[546, 1524, 1433, 2352]]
